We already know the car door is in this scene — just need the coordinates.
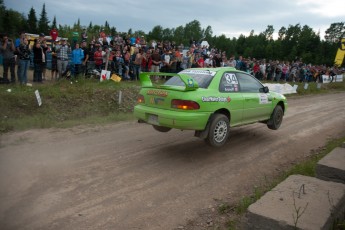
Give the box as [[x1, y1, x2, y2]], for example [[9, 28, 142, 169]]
[[218, 72, 244, 126], [236, 72, 273, 123]]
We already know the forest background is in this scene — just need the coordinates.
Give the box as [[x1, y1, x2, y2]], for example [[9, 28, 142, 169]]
[[0, 0, 344, 67]]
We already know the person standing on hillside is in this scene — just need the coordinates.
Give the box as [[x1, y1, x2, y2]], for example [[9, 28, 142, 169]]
[[94, 44, 103, 72], [32, 39, 44, 83], [55, 38, 71, 79], [17, 37, 31, 85], [71, 43, 84, 78], [0, 34, 16, 83], [132, 47, 143, 81], [50, 40, 58, 80], [80, 40, 89, 76], [40, 34, 49, 80]]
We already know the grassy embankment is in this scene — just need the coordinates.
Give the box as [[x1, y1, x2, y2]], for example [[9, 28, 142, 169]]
[[1, 76, 345, 133]]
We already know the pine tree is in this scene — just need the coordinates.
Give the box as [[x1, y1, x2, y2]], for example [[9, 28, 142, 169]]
[[51, 16, 57, 30], [27, 7, 38, 33], [0, 0, 5, 32], [38, 3, 50, 35]]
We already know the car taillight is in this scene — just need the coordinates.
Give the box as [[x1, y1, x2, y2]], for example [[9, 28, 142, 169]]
[[137, 94, 145, 103], [171, 99, 200, 110]]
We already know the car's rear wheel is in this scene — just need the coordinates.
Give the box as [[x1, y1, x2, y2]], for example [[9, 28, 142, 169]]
[[267, 105, 283, 130], [152, 125, 172, 132], [205, 114, 230, 147]]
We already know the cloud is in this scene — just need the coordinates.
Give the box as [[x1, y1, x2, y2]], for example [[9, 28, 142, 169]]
[[3, 0, 345, 39]]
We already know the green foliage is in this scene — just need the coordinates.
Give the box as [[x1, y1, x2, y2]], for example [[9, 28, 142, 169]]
[[38, 3, 50, 35], [0, 79, 140, 133], [325, 22, 345, 42], [27, 7, 38, 34]]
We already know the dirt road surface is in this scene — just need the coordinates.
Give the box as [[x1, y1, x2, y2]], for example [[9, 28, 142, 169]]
[[1, 92, 345, 230]]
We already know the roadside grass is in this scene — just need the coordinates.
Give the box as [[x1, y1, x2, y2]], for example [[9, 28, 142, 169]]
[[1, 78, 344, 133], [220, 136, 345, 230], [0, 78, 140, 133]]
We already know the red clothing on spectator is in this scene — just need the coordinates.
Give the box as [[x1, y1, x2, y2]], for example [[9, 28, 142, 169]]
[[197, 57, 204, 68], [141, 55, 152, 70], [50, 28, 58, 41], [253, 63, 260, 74], [94, 50, 103, 65]]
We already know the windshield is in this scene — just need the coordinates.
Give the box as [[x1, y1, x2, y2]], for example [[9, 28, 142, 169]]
[[164, 69, 216, 88]]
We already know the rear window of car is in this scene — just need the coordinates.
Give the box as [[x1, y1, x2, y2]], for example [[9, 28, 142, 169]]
[[164, 69, 216, 88]]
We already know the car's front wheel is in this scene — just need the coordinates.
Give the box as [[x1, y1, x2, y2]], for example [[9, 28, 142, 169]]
[[267, 105, 283, 130], [205, 114, 230, 147], [152, 125, 172, 132]]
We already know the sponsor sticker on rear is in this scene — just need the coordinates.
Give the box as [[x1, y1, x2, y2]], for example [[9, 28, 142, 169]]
[[180, 69, 216, 76], [147, 90, 168, 97]]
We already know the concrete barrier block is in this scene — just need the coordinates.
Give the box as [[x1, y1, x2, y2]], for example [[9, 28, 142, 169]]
[[316, 147, 345, 184], [245, 175, 345, 230]]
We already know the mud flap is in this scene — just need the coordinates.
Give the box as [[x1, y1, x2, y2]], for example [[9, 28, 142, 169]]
[[194, 118, 211, 139]]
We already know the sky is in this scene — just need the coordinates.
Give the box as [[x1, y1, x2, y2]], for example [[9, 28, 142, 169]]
[[3, 0, 345, 40]]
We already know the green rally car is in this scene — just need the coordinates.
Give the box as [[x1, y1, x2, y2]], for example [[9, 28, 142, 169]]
[[134, 67, 287, 147]]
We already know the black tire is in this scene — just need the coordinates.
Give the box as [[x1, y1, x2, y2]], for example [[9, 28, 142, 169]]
[[152, 125, 171, 132], [205, 114, 230, 147], [267, 105, 284, 130]]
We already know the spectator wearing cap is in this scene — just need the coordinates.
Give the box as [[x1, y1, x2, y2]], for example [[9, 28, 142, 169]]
[[140, 36, 147, 51], [161, 49, 172, 72], [55, 38, 71, 79]]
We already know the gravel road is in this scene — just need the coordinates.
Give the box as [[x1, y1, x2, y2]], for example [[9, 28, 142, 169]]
[[1, 92, 345, 230]]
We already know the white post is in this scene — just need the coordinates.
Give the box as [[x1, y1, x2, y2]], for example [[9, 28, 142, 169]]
[[118, 90, 122, 104]]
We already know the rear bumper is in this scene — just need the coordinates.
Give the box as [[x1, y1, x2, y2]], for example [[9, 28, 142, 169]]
[[134, 105, 210, 130]]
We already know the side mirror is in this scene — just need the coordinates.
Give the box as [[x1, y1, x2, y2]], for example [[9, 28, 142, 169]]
[[263, 86, 269, 93]]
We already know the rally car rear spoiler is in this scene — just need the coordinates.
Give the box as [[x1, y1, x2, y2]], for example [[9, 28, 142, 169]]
[[139, 72, 199, 91]]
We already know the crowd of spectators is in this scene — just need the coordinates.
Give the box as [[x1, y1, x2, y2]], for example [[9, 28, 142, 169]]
[[69, 30, 344, 83], [1, 29, 344, 84]]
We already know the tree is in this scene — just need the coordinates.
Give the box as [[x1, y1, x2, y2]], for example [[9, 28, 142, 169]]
[[0, 0, 5, 32], [162, 28, 173, 41], [38, 3, 50, 34], [262, 25, 274, 41], [27, 7, 38, 33], [184, 20, 203, 44], [324, 22, 345, 43], [278, 27, 286, 40], [50, 16, 57, 30], [110, 26, 117, 36], [203, 25, 213, 41], [148, 25, 163, 41], [173, 25, 185, 46], [298, 25, 320, 63]]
